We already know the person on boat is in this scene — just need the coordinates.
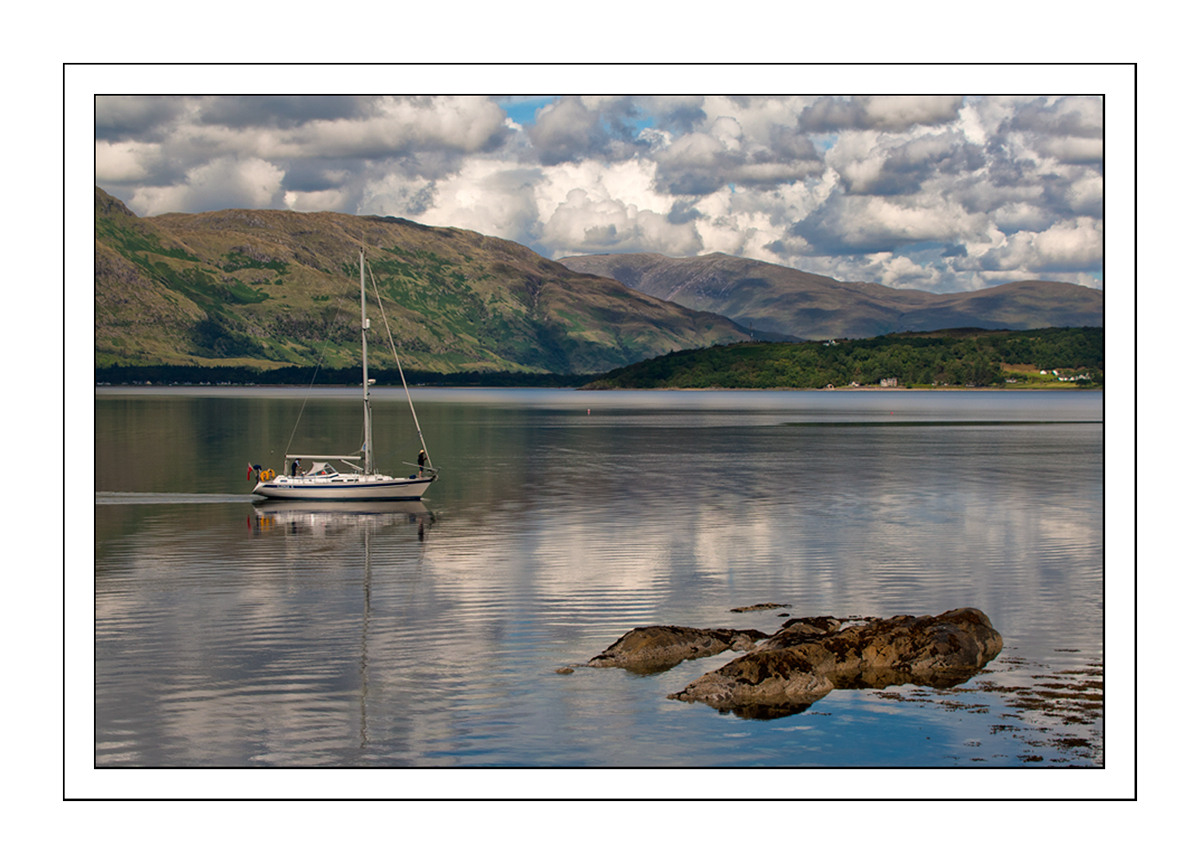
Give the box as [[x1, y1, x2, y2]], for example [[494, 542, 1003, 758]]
[[417, 449, 427, 478], [290, 459, 300, 478]]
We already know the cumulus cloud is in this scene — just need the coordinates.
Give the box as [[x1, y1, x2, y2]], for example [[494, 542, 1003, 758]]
[[539, 185, 703, 258], [95, 94, 1104, 292], [979, 217, 1103, 273], [798, 189, 992, 256], [130, 157, 286, 215], [95, 140, 160, 184], [800, 96, 965, 133]]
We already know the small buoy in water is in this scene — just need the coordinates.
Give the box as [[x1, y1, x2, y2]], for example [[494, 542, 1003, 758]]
[[587, 408, 590, 415]]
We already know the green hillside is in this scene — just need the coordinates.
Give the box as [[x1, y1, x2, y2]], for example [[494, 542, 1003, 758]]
[[583, 328, 1104, 390], [94, 188, 751, 375]]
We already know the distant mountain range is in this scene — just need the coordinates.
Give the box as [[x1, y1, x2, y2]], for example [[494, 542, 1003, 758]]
[[94, 188, 751, 375], [558, 252, 1102, 340]]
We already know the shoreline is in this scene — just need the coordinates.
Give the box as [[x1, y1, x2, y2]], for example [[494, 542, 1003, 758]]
[[95, 382, 1102, 393]]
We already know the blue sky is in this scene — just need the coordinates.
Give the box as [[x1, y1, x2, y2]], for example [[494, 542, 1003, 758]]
[[95, 94, 1105, 293], [496, 97, 557, 127]]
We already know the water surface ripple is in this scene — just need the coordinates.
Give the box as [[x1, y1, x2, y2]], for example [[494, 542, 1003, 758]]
[[95, 388, 1102, 767]]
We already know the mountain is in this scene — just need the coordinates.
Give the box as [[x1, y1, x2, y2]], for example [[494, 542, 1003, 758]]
[[94, 188, 752, 375], [557, 252, 1103, 340]]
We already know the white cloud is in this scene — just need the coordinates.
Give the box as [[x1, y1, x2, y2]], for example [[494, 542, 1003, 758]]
[[858, 95, 964, 130], [1065, 173, 1104, 216], [421, 161, 543, 242], [284, 187, 354, 213], [1035, 135, 1104, 164], [808, 191, 993, 254], [981, 217, 1103, 273], [539, 187, 702, 258], [132, 157, 285, 215], [95, 140, 159, 184], [96, 94, 1106, 291], [992, 202, 1056, 234]]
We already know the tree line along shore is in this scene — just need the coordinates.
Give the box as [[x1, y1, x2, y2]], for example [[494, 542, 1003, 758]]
[[95, 327, 1102, 391]]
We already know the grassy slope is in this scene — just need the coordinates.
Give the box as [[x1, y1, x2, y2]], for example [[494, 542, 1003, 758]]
[[94, 188, 750, 375]]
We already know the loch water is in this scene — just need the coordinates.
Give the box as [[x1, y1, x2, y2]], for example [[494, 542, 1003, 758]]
[[93, 387, 1104, 768]]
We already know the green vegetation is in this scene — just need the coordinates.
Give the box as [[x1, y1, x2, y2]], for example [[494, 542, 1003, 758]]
[[220, 251, 290, 274], [137, 260, 270, 308], [94, 188, 1102, 383], [95, 365, 593, 388], [95, 219, 201, 263], [584, 328, 1103, 390], [95, 186, 750, 375]]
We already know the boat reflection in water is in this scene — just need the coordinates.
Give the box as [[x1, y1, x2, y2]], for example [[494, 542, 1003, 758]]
[[245, 499, 434, 752], [249, 498, 432, 541]]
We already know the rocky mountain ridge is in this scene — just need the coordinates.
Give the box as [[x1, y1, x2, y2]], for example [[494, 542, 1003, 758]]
[[559, 252, 1103, 340]]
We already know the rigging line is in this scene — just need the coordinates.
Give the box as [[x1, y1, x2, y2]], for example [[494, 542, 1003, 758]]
[[284, 277, 354, 458], [366, 259, 433, 468]]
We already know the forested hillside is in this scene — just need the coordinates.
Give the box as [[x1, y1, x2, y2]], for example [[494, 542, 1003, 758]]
[[584, 328, 1103, 390]]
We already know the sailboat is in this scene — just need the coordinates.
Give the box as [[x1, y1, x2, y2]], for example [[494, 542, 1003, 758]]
[[251, 250, 436, 501]]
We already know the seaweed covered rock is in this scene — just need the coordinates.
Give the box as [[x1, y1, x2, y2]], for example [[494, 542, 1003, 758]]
[[586, 625, 768, 674], [669, 608, 1002, 718]]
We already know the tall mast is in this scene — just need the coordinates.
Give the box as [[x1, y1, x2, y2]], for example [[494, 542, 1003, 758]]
[[361, 248, 374, 474]]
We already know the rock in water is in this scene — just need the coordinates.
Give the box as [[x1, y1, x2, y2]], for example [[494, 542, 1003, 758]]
[[669, 608, 1002, 718], [586, 625, 769, 674]]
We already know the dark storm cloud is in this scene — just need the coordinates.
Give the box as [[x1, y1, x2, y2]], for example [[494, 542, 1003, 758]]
[[767, 124, 822, 162], [657, 103, 708, 135], [791, 185, 989, 258], [95, 95, 191, 141], [1001, 96, 1103, 165], [662, 170, 727, 197], [527, 97, 604, 164], [196, 95, 375, 129], [839, 131, 983, 195], [791, 196, 890, 256], [527, 96, 649, 165], [279, 158, 370, 193], [667, 200, 703, 224], [1008, 96, 1102, 139], [651, 122, 824, 197], [799, 95, 964, 132]]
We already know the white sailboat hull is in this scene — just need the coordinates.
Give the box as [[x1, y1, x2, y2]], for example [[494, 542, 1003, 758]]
[[253, 474, 433, 501], [251, 250, 439, 503]]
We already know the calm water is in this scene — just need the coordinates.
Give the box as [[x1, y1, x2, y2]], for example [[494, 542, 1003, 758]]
[[94, 387, 1103, 767]]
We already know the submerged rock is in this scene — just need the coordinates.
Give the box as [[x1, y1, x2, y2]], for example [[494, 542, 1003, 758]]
[[669, 608, 1003, 719], [731, 603, 792, 613], [586, 625, 769, 674]]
